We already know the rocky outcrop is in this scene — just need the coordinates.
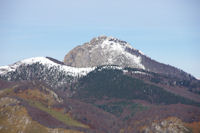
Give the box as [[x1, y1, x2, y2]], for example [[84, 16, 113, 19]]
[[141, 117, 191, 133]]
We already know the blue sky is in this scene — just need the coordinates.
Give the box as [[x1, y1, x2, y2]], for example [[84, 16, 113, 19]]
[[0, 0, 200, 78]]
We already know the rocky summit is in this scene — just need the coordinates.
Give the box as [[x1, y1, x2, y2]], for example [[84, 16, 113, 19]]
[[64, 36, 193, 80], [64, 36, 145, 69]]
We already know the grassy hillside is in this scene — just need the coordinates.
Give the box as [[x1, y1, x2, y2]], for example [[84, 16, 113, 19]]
[[0, 81, 90, 133], [0, 97, 83, 133]]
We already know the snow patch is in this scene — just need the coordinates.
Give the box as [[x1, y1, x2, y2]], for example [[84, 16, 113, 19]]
[[97, 37, 145, 69], [97, 65, 123, 71], [133, 71, 148, 75]]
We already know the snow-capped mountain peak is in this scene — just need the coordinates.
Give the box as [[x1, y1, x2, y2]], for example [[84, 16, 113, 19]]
[[0, 57, 95, 77], [99, 37, 145, 69], [0, 57, 96, 91], [64, 36, 145, 69], [89, 35, 134, 51]]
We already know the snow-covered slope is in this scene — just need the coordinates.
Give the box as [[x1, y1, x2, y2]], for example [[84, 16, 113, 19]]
[[98, 37, 145, 69], [0, 57, 94, 77], [0, 57, 95, 90]]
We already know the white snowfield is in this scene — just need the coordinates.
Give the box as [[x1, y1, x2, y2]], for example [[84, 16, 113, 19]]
[[0, 57, 95, 77], [93, 36, 145, 69]]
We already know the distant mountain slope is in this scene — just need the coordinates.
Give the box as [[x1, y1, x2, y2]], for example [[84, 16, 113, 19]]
[[73, 66, 200, 105], [64, 36, 194, 80], [0, 57, 94, 91]]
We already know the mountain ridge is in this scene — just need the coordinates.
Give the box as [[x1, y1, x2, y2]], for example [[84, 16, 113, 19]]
[[64, 36, 194, 80]]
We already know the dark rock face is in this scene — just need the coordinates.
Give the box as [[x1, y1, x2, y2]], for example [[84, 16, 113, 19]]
[[64, 36, 194, 80], [140, 55, 193, 80]]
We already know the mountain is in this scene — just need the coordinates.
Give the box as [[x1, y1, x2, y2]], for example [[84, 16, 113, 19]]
[[0, 57, 94, 92], [64, 36, 194, 80], [1, 36, 200, 133], [1, 57, 200, 96]]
